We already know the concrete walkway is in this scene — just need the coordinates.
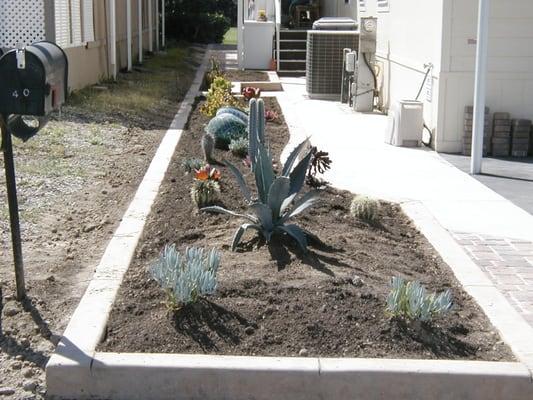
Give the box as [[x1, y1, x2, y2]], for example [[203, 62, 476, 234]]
[[276, 76, 533, 327]]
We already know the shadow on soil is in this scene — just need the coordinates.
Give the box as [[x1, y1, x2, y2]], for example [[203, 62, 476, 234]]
[[172, 299, 255, 352]]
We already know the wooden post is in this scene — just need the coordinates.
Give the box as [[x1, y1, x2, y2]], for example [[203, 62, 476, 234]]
[[1, 115, 26, 300]]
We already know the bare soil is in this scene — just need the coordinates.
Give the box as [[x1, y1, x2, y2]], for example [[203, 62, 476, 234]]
[[101, 97, 513, 362], [0, 46, 202, 399]]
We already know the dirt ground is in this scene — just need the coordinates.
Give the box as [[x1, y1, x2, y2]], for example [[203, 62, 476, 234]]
[[101, 97, 513, 362], [0, 45, 203, 399]]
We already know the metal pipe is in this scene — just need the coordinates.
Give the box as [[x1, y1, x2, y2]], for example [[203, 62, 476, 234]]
[[237, 0, 244, 69], [161, 0, 165, 48], [155, 0, 159, 52], [148, 0, 153, 52], [138, 0, 143, 63], [1, 116, 26, 300], [127, 0, 132, 71], [109, 0, 117, 79], [471, 0, 490, 175]]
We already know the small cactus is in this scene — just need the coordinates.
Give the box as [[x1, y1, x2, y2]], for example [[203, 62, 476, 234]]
[[201, 133, 216, 163], [229, 138, 249, 158], [350, 195, 380, 222], [248, 98, 266, 171], [191, 180, 220, 208]]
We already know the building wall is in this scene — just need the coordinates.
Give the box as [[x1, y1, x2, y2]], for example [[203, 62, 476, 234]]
[[438, 0, 533, 152], [359, 0, 445, 148], [63, 0, 158, 91]]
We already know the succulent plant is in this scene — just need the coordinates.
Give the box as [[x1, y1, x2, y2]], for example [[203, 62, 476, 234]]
[[206, 113, 248, 149], [248, 98, 266, 172], [386, 276, 453, 322], [350, 195, 380, 222], [265, 110, 279, 122], [242, 86, 261, 100], [202, 133, 216, 164], [306, 147, 332, 189], [181, 158, 205, 174], [200, 76, 241, 117], [202, 138, 319, 252], [194, 164, 221, 182], [229, 138, 249, 158], [216, 106, 249, 124], [150, 245, 221, 310], [191, 179, 220, 208]]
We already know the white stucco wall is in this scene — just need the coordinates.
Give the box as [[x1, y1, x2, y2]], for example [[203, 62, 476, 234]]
[[439, 0, 533, 153], [320, 0, 358, 19], [359, 0, 445, 148]]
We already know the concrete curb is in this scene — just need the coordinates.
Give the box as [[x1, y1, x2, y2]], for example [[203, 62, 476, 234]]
[[46, 50, 533, 399]]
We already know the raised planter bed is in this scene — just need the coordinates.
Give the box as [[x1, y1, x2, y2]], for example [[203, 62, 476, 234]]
[[46, 53, 533, 400]]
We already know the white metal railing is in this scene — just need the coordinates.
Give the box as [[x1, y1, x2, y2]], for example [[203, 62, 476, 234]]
[[275, 0, 281, 71]]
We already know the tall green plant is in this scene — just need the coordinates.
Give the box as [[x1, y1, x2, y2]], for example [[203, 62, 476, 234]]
[[248, 98, 266, 172], [202, 138, 318, 252]]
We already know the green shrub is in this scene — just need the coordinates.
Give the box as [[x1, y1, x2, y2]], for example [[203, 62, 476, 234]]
[[350, 195, 380, 222], [150, 245, 221, 310], [166, 0, 231, 44], [386, 276, 453, 322], [201, 76, 242, 117]]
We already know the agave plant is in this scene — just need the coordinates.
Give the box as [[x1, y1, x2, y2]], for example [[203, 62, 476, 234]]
[[202, 138, 318, 252]]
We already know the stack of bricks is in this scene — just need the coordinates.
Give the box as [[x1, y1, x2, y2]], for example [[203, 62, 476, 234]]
[[463, 106, 490, 156], [492, 112, 512, 157], [510, 119, 531, 157]]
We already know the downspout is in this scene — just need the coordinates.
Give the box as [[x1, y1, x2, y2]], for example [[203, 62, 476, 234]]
[[127, 0, 132, 71], [138, 0, 143, 63], [162, 0, 165, 48], [109, 0, 117, 79], [237, 0, 244, 69], [155, 0, 160, 52], [148, 0, 153, 52]]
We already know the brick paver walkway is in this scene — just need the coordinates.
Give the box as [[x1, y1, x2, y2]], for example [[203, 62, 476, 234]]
[[454, 233, 533, 327]]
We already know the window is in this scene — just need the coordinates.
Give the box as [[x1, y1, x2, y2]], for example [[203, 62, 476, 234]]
[[54, 0, 94, 47], [359, 0, 366, 12], [377, 0, 389, 13]]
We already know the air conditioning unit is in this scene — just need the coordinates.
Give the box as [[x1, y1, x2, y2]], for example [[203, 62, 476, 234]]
[[306, 18, 358, 100], [385, 100, 424, 147]]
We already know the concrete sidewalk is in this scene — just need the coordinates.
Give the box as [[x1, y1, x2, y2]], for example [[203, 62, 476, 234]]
[[276, 76, 533, 327]]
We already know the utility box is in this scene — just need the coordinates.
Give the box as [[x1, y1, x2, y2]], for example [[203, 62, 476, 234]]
[[359, 17, 377, 54], [0, 41, 68, 116], [385, 100, 424, 147]]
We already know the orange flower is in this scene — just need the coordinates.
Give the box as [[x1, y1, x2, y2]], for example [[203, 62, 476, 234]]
[[194, 169, 209, 181], [210, 168, 221, 181]]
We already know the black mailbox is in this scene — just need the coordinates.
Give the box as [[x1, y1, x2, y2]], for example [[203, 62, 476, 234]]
[[0, 41, 68, 117]]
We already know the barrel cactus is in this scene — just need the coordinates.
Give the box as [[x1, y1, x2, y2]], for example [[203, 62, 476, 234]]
[[350, 195, 380, 222], [191, 180, 220, 208], [216, 106, 249, 124], [206, 113, 247, 149]]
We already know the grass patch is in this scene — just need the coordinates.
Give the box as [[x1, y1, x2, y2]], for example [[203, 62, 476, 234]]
[[223, 27, 238, 45], [67, 46, 196, 115]]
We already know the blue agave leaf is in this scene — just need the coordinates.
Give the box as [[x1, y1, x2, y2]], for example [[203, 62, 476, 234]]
[[288, 149, 313, 196], [282, 138, 310, 177], [268, 177, 290, 221], [254, 143, 275, 204], [277, 224, 308, 252]]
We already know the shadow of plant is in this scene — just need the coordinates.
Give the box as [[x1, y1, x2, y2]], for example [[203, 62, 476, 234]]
[[172, 299, 255, 352]]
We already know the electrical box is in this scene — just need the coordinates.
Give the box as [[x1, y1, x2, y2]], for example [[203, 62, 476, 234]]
[[0, 41, 68, 116], [359, 17, 377, 54], [385, 100, 424, 147]]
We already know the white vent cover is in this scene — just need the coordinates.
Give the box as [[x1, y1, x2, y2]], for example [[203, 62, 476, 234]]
[[0, 0, 46, 48]]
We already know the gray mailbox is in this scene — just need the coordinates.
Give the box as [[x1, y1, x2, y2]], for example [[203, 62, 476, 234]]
[[0, 41, 68, 117]]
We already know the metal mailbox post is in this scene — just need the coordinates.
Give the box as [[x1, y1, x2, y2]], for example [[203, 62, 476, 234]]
[[0, 41, 68, 300]]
